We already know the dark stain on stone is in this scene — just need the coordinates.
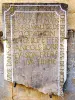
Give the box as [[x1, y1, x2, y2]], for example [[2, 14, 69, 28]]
[[31, 79, 42, 89], [33, 83, 41, 88], [13, 81, 17, 87], [61, 3, 68, 11], [38, 32, 46, 38], [43, 68, 45, 70], [0, 42, 3, 53], [49, 93, 53, 98], [0, 31, 3, 37]]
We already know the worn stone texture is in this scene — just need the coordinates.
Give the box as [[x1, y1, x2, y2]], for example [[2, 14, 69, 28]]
[[2, 4, 67, 95], [0, 81, 74, 100], [64, 31, 75, 93], [0, 0, 75, 29], [0, 0, 75, 100], [0, 81, 12, 100], [0, 80, 65, 100], [13, 11, 59, 94], [0, 32, 4, 87], [0, 53, 4, 87]]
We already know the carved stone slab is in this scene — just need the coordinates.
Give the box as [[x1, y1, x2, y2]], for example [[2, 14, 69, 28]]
[[2, 3, 68, 95]]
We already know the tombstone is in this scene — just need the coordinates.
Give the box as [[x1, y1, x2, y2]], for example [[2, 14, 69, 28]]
[[2, 3, 68, 96]]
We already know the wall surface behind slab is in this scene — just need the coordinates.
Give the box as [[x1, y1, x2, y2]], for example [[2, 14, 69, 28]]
[[0, 0, 75, 100]]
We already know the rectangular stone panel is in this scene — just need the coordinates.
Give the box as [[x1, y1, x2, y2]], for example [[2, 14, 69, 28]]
[[2, 3, 68, 96]]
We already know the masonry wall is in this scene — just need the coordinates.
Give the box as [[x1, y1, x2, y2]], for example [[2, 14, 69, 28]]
[[0, 0, 75, 100]]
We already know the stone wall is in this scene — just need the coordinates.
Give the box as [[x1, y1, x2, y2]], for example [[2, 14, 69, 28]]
[[0, 32, 4, 87], [0, 0, 75, 100], [64, 30, 75, 92]]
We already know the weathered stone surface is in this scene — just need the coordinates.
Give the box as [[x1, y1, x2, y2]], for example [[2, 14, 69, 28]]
[[0, 0, 75, 99], [13, 11, 59, 95], [64, 31, 75, 93], [0, 81, 12, 100], [0, 80, 69, 100], [0, 53, 4, 87], [0, 0, 75, 30], [2, 3, 67, 95]]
